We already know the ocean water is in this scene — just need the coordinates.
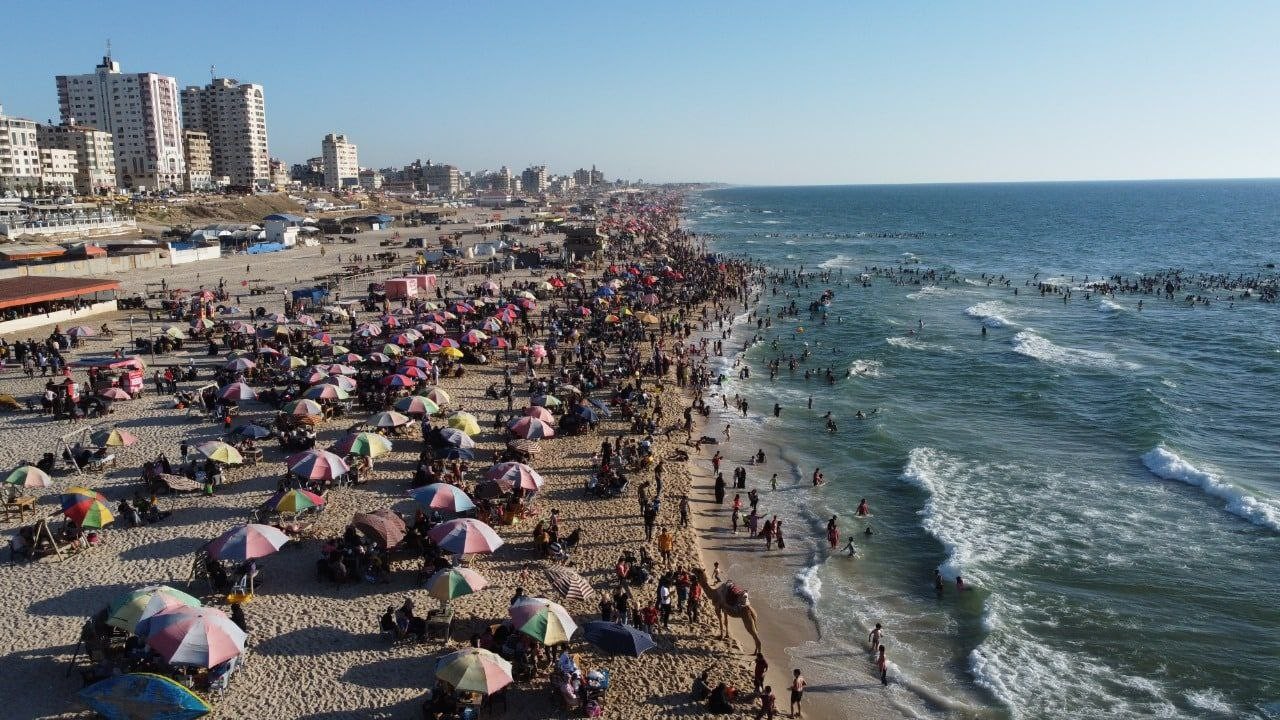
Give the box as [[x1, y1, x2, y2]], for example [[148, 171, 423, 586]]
[[687, 182, 1280, 719]]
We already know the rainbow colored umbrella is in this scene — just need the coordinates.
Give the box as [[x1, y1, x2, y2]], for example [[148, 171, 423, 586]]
[[141, 607, 246, 668], [79, 673, 211, 720], [426, 566, 488, 604], [330, 431, 392, 458], [303, 383, 349, 401], [434, 647, 513, 695], [428, 518, 504, 555], [508, 597, 578, 646], [61, 486, 106, 510], [91, 427, 139, 447], [411, 482, 476, 513], [206, 523, 289, 561], [393, 395, 440, 416], [4, 465, 51, 488], [106, 585, 202, 634], [65, 498, 114, 528], [287, 449, 350, 481], [271, 488, 326, 514]]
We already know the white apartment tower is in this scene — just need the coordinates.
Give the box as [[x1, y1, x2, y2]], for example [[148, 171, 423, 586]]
[[38, 122, 117, 195], [181, 78, 269, 189], [321, 133, 359, 189], [55, 55, 185, 190], [0, 105, 43, 194]]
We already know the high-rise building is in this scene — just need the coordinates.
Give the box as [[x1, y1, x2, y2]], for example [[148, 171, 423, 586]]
[[490, 166, 513, 193], [55, 54, 185, 190], [38, 148, 78, 193], [181, 78, 269, 189], [0, 105, 44, 195], [521, 165, 548, 194], [269, 158, 290, 189], [38, 121, 117, 195], [590, 165, 605, 185], [422, 161, 460, 195], [321, 133, 358, 189], [182, 130, 212, 191], [573, 165, 605, 187]]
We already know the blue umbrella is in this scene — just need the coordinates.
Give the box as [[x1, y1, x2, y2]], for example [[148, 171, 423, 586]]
[[230, 423, 273, 439], [595, 286, 615, 297], [582, 621, 656, 657], [573, 405, 599, 423], [588, 399, 613, 418], [439, 446, 475, 461], [79, 672, 211, 719]]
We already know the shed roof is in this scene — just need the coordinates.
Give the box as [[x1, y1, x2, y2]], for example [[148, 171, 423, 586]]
[[0, 276, 120, 310]]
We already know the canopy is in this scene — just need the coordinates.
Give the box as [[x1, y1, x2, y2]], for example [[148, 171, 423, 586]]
[[508, 597, 578, 645], [206, 523, 288, 561], [582, 621, 656, 657], [428, 518, 504, 555], [410, 483, 476, 514], [79, 673, 211, 720], [141, 606, 246, 668], [434, 647, 513, 695]]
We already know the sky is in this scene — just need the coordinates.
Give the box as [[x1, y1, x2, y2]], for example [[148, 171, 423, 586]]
[[1, 1, 1277, 185]]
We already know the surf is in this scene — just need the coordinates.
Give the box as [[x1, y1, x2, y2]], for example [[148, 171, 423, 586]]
[[1141, 446, 1280, 532]]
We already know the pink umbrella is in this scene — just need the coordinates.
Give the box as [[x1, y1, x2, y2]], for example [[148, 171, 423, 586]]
[[367, 352, 392, 363], [381, 373, 417, 388], [509, 416, 556, 439], [428, 518, 505, 555], [523, 406, 556, 424], [322, 374, 359, 391], [224, 357, 255, 371], [461, 330, 488, 346], [484, 462, 546, 492], [142, 606, 246, 668], [287, 449, 350, 481], [400, 366, 429, 379], [218, 382, 257, 401], [401, 356, 432, 369], [206, 523, 289, 561], [380, 315, 401, 328], [97, 387, 132, 401], [418, 322, 447, 335], [326, 363, 357, 376], [529, 344, 548, 359]]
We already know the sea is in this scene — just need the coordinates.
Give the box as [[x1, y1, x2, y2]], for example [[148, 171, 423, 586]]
[[685, 181, 1280, 720]]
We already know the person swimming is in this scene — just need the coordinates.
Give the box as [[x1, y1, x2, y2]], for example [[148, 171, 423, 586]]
[[856, 498, 869, 516]]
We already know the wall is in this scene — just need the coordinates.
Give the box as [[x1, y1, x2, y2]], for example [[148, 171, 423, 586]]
[[169, 245, 222, 265], [0, 300, 118, 335], [0, 250, 164, 280]]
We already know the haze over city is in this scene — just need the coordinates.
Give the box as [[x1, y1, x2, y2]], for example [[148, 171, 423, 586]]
[[3, 0, 1277, 185]]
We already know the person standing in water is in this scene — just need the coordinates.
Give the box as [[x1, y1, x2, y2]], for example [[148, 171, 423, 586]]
[[856, 498, 869, 516], [876, 645, 889, 686], [868, 622, 883, 651], [826, 516, 839, 549]]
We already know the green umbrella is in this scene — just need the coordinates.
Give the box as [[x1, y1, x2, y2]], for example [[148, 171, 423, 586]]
[[425, 567, 489, 605], [435, 648, 513, 695], [4, 465, 51, 488], [107, 585, 202, 634]]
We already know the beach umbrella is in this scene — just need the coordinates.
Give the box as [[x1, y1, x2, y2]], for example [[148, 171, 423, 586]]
[[439, 347, 464, 360], [437, 337, 461, 349], [595, 286, 616, 297], [67, 325, 97, 338], [190, 317, 218, 332], [61, 486, 106, 508], [575, 306, 592, 317], [480, 318, 503, 332], [280, 355, 308, 369], [206, 523, 289, 561], [393, 395, 440, 416], [380, 314, 401, 328], [390, 332, 418, 346], [326, 363, 358, 376], [480, 280, 500, 295], [220, 305, 243, 315], [380, 373, 416, 389], [295, 314, 317, 327], [528, 344, 547, 359], [142, 606, 246, 668], [106, 585, 202, 634], [283, 398, 324, 417], [367, 352, 392, 364], [65, 498, 114, 528], [461, 329, 488, 345], [428, 518, 504, 555], [573, 404, 599, 423], [530, 394, 562, 408], [509, 416, 555, 440], [523, 406, 556, 424], [436, 427, 477, 449], [230, 423, 273, 440], [218, 382, 257, 402], [91, 427, 139, 447], [311, 331, 333, 345], [439, 447, 475, 461], [471, 480, 506, 500], [94, 387, 130, 401], [545, 566, 597, 602], [424, 387, 451, 406], [194, 441, 243, 465], [355, 322, 382, 337], [411, 483, 477, 514], [271, 488, 326, 514], [637, 312, 660, 324], [4, 465, 51, 488], [331, 431, 392, 458], [418, 321, 447, 335], [506, 439, 542, 458], [228, 320, 255, 334], [485, 462, 545, 492], [369, 410, 412, 428], [508, 597, 578, 645], [488, 337, 511, 349], [582, 621, 656, 657], [287, 449, 350, 481], [322, 374, 359, 392], [434, 647, 513, 696], [300, 369, 327, 385], [79, 673, 212, 720], [426, 567, 489, 604], [352, 509, 406, 548], [447, 411, 481, 436], [266, 312, 289, 324], [162, 326, 187, 340], [303, 383, 349, 401], [450, 302, 474, 315], [337, 352, 364, 364], [589, 398, 613, 417], [380, 343, 404, 357], [399, 365, 429, 380], [224, 357, 255, 372], [604, 314, 623, 324]]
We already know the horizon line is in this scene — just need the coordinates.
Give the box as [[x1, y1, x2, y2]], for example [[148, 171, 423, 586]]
[[677, 175, 1280, 190]]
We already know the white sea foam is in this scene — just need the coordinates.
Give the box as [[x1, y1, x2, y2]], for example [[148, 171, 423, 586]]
[[906, 285, 946, 300], [964, 301, 1014, 328], [849, 359, 883, 378], [794, 564, 822, 605], [782, 239, 797, 245], [1184, 690, 1234, 715], [818, 254, 854, 270], [1012, 330, 1141, 371], [886, 336, 928, 351], [1098, 296, 1125, 313], [1141, 446, 1280, 532]]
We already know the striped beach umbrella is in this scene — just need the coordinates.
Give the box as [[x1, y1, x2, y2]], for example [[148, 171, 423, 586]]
[[283, 398, 324, 417], [330, 431, 392, 458], [425, 566, 488, 604], [393, 394, 440, 416], [142, 606, 246, 668], [224, 357, 255, 372], [218, 382, 257, 402], [436, 427, 476, 449], [508, 597, 578, 646], [303, 383, 349, 401], [369, 410, 412, 428], [545, 566, 597, 601], [321, 374, 358, 392], [411, 483, 476, 514], [509, 416, 555, 440], [65, 498, 114, 528], [91, 427, 139, 447], [206, 523, 289, 561], [287, 449, 350, 481], [484, 462, 545, 492], [271, 488, 326, 514], [106, 585, 202, 634], [428, 518, 504, 555], [523, 406, 556, 424], [434, 648, 513, 695], [4, 465, 51, 488]]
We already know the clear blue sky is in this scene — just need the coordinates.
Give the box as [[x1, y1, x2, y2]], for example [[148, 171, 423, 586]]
[[2, 1, 1277, 185]]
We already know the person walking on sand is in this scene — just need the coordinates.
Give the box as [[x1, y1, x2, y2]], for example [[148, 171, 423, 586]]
[[714, 473, 727, 505], [761, 516, 775, 550], [679, 494, 690, 527], [732, 505, 741, 534], [789, 669, 807, 717], [876, 645, 889, 686], [753, 651, 769, 694]]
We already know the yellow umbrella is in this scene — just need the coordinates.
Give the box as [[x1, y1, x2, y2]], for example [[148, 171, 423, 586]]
[[439, 347, 464, 360], [447, 412, 481, 436]]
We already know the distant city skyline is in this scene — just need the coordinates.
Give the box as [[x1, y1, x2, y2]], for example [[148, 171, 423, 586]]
[[2, 1, 1277, 185]]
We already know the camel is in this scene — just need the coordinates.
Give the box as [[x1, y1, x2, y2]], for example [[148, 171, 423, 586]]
[[693, 567, 762, 655]]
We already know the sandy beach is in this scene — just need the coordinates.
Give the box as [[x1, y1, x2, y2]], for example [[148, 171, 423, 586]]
[[0, 197, 886, 720]]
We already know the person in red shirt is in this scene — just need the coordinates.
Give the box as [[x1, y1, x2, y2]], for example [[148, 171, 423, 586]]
[[753, 652, 768, 694]]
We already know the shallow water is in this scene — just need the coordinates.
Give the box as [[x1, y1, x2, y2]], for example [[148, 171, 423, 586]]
[[689, 181, 1280, 719]]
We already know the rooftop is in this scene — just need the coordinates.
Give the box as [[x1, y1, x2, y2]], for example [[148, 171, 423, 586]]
[[0, 276, 120, 310]]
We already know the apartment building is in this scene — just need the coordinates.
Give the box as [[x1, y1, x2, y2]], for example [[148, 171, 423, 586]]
[[181, 78, 269, 189], [38, 122, 117, 195], [182, 130, 213, 191], [0, 105, 42, 195], [38, 148, 78, 193], [321, 133, 359, 189]]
